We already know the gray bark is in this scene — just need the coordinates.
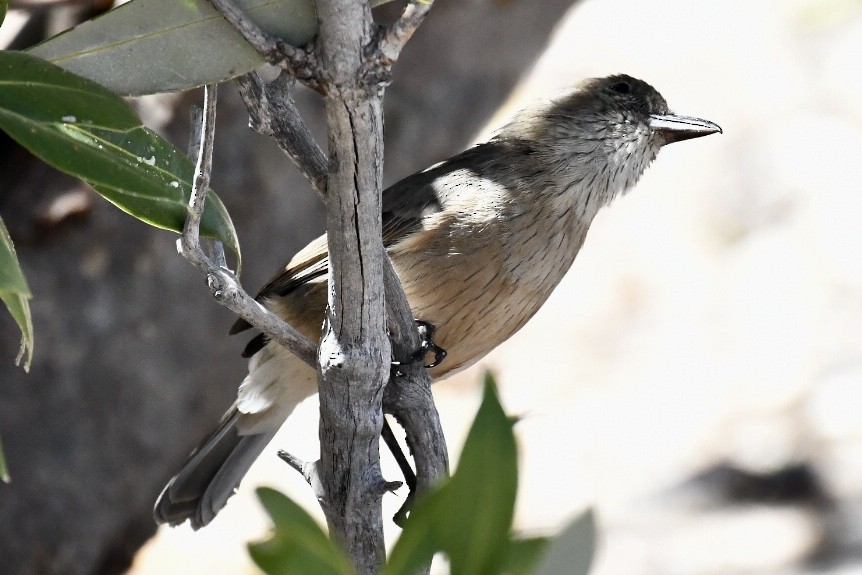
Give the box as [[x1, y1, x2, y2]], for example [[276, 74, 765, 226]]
[[314, 0, 391, 570]]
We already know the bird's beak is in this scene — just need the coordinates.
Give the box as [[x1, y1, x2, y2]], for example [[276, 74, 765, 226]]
[[649, 114, 722, 144]]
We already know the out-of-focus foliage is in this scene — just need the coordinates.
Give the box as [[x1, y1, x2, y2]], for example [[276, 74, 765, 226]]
[[253, 373, 597, 575]]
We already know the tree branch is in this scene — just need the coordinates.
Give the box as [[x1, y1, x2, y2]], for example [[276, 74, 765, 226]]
[[177, 85, 318, 368], [234, 72, 328, 199], [208, 0, 324, 92], [378, 0, 436, 63], [313, 0, 394, 571], [212, 1, 446, 571], [179, 85, 218, 267], [381, 258, 448, 527], [371, 0, 451, 531]]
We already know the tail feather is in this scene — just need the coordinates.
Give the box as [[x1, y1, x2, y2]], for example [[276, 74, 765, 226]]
[[154, 408, 277, 530], [156, 339, 316, 528]]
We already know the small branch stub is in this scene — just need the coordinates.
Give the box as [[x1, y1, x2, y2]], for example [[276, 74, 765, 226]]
[[278, 450, 327, 502], [379, 0, 435, 63]]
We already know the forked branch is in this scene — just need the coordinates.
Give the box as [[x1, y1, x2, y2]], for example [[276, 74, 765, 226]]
[[177, 84, 317, 368]]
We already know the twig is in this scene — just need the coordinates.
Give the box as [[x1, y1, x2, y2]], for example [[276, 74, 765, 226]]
[[207, 270, 318, 366], [179, 85, 218, 269], [205, 237, 228, 270], [378, 0, 435, 63], [234, 72, 328, 199], [277, 450, 327, 500], [186, 104, 231, 272], [208, 0, 323, 92], [176, 85, 318, 368], [188, 106, 204, 163], [356, 2, 436, 103]]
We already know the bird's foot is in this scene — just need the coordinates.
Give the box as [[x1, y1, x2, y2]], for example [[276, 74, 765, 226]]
[[413, 320, 447, 368], [391, 320, 447, 370]]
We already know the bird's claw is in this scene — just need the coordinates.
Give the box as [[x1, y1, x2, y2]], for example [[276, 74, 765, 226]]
[[413, 320, 447, 368], [391, 320, 447, 370]]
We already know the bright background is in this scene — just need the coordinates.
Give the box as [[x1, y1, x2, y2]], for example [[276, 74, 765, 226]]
[[134, 0, 862, 573]]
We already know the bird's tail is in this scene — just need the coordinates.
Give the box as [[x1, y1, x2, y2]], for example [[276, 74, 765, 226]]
[[153, 407, 277, 530]]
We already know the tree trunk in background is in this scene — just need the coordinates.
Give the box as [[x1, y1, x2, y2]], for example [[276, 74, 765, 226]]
[[0, 0, 580, 572]]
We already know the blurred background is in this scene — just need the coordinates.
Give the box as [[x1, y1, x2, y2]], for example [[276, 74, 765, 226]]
[[2, 0, 862, 573]]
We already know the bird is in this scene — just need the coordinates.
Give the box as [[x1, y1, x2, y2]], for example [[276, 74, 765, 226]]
[[154, 74, 721, 529]]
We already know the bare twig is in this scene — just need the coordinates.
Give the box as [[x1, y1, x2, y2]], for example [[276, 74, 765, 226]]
[[177, 85, 318, 368], [234, 72, 328, 198], [277, 450, 327, 500], [188, 106, 204, 163], [188, 106, 230, 268], [205, 237, 228, 270], [209, 270, 318, 366], [277, 449, 306, 475], [208, 0, 323, 91], [378, 0, 435, 63], [179, 85, 218, 269]]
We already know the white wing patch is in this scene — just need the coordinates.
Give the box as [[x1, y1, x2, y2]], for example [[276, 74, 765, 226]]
[[235, 340, 318, 435]]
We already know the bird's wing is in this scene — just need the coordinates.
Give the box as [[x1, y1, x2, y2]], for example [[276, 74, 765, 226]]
[[245, 234, 331, 307], [230, 142, 500, 336], [227, 234, 329, 335]]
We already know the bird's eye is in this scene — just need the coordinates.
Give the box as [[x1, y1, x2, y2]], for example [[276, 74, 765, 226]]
[[609, 81, 631, 95]]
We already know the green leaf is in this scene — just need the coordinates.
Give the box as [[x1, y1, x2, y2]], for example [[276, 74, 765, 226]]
[[386, 373, 519, 575], [0, 216, 33, 372], [533, 510, 596, 575], [250, 487, 355, 575], [0, 51, 240, 261], [502, 537, 550, 575], [383, 484, 445, 575], [443, 373, 519, 574], [26, 0, 394, 96], [27, 0, 314, 96], [0, 434, 8, 483]]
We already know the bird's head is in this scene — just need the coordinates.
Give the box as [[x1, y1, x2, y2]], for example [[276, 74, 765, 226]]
[[499, 74, 721, 216]]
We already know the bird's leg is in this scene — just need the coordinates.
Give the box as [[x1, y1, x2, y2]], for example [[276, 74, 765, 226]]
[[391, 319, 447, 370], [381, 417, 419, 527], [385, 318, 443, 524], [384, 321, 443, 524]]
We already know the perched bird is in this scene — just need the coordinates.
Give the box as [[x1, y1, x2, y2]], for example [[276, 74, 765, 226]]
[[155, 74, 721, 529]]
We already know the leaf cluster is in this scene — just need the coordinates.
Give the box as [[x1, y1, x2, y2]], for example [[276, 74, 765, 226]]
[[0, 0, 286, 479], [250, 374, 596, 575]]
